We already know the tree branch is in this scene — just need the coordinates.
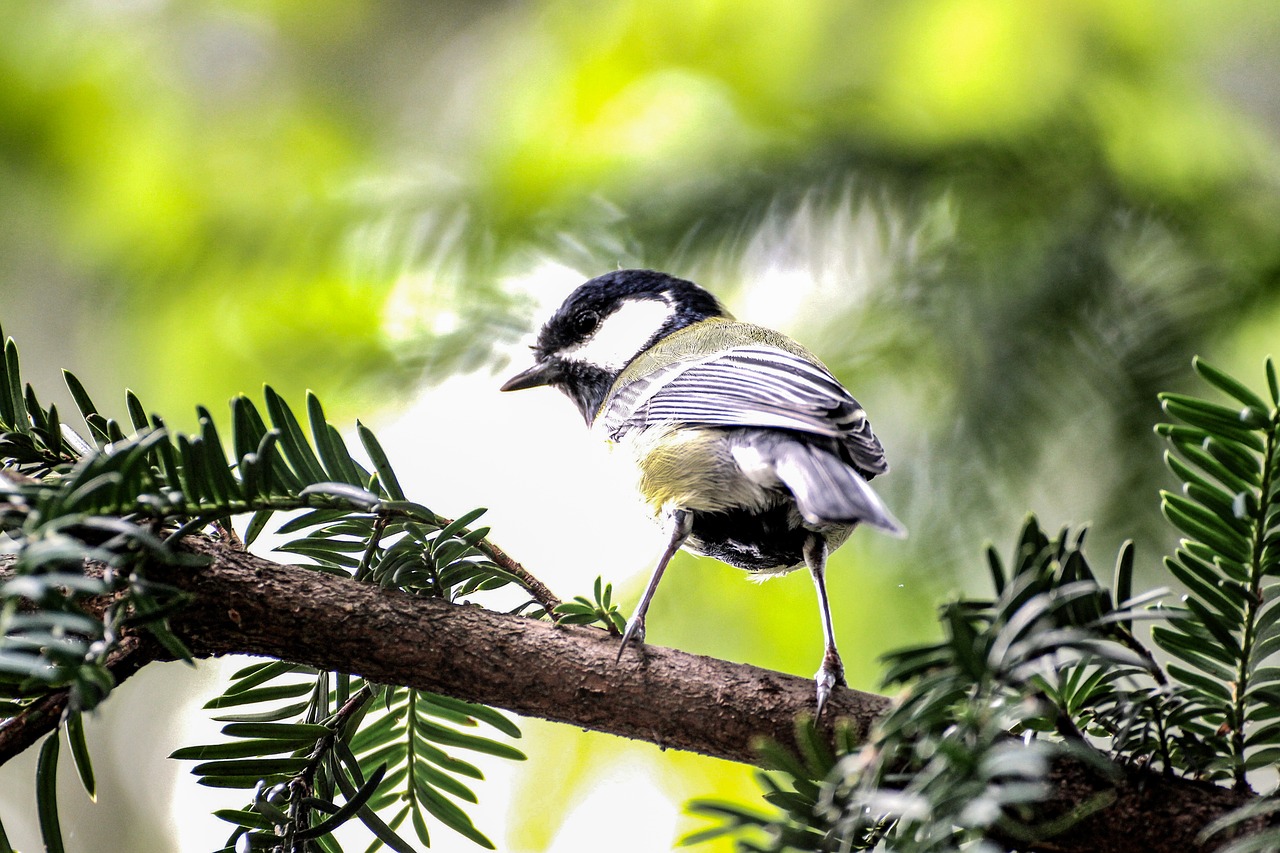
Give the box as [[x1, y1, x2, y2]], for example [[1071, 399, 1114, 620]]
[[0, 538, 1265, 852], [165, 536, 891, 764], [0, 632, 159, 761]]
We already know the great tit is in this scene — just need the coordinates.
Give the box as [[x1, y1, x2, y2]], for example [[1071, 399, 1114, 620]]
[[501, 269, 904, 713]]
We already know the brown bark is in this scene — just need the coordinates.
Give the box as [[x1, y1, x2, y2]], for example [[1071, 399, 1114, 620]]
[[0, 538, 1266, 851], [163, 537, 891, 764]]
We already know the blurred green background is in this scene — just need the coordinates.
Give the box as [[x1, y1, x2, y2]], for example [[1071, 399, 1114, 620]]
[[2, 0, 1279, 850]]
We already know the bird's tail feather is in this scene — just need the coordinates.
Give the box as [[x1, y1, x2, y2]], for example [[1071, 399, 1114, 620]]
[[774, 443, 906, 536]]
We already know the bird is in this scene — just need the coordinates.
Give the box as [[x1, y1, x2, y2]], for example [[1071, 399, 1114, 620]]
[[501, 269, 904, 714]]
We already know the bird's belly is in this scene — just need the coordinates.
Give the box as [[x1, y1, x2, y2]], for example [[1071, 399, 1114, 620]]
[[624, 426, 778, 516], [686, 503, 809, 572], [619, 426, 853, 572]]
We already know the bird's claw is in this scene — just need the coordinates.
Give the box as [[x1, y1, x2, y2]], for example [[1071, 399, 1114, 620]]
[[615, 616, 646, 663], [814, 649, 846, 717]]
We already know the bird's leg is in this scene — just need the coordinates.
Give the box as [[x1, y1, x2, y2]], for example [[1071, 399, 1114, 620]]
[[617, 508, 692, 663], [805, 534, 845, 716]]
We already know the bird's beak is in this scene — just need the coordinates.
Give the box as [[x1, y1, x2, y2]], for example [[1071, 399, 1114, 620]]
[[500, 360, 561, 392]]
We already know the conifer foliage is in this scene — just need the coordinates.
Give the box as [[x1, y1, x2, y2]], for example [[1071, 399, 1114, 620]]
[[688, 357, 1280, 852], [0, 329, 541, 852], [1, 321, 1277, 852]]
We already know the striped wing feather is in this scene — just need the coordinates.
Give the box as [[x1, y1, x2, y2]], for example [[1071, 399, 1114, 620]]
[[602, 345, 889, 478]]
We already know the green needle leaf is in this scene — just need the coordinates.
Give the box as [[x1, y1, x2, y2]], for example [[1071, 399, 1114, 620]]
[[4, 339, 29, 435], [36, 732, 65, 853], [1194, 357, 1273, 413], [357, 422, 406, 501], [299, 481, 380, 509], [264, 385, 326, 485], [295, 764, 388, 840], [331, 769, 416, 853], [0, 810, 13, 853], [65, 712, 96, 801]]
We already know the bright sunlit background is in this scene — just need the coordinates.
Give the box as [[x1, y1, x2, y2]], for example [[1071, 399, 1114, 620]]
[[2, 0, 1280, 850]]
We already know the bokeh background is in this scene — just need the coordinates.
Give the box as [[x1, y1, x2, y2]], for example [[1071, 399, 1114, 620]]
[[2, 0, 1280, 850]]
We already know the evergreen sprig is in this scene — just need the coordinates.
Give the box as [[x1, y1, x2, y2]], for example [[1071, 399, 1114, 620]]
[[552, 576, 627, 634], [0, 331, 540, 851], [1154, 357, 1280, 790], [686, 357, 1280, 852]]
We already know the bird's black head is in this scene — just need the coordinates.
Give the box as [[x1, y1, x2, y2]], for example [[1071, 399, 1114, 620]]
[[500, 269, 727, 422]]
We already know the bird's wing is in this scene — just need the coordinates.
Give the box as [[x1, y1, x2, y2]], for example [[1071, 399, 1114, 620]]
[[601, 345, 889, 477]]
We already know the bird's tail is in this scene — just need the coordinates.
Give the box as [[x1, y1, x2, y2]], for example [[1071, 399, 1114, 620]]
[[774, 442, 906, 536]]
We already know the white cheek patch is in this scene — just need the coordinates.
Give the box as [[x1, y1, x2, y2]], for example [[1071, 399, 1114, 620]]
[[562, 297, 674, 371]]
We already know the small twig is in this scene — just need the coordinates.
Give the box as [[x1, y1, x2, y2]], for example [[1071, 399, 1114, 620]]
[[0, 692, 67, 757], [371, 504, 562, 612], [286, 684, 376, 853], [474, 537, 562, 612], [0, 635, 155, 762], [353, 515, 388, 583], [333, 683, 375, 728], [1112, 626, 1170, 688], [213, 517, 245, 550]]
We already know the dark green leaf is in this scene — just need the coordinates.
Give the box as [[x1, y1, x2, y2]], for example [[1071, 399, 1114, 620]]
[[414, 779, 494, 849], [4, 340, 28, 435], [1164, 556, 1243, 623], [299, 482, 380, 509], [204, 681, 316, 709], [191, 757, 310, 778], [1194, 357, 1273, 413], [349, 708, 406, 755], [225, 661, 309, 695], [0, 339, 16, 428], [1161, 498, 1252, 563], [413, 718, 526, 760], [1161, 395, 1266, 449], [213, 808, 276, 832], [1244, 746, 1280, 771], [1167, 664, 1233, 705], [25, 383, 46, 433], [1153, 626, 1237, 679], [65, 712, 96, 801], [1206, 438, 1265, 485], [124, 390, 149, 433], [44, 402, 65, 461], [212, 702, 312, 724], [239, 509, 272, 547], [62, 370, 106, 447], [331, 769, 416, 853], [171, 739, 307, 761], [198, 408, 243, 504], [1181, 597, 1243, 658], [231, 395, 269, 466], [419, 694, 521, 739], [1167, 443, 1257, 498], [408, 739, 484, 781], [437, 508, 488, 543], [305, 393, 361, 487], [36, 732, 65, 853], [264, 386, 326, 485], [357, 422, 406, 501], [295, 764, 388, 840], [410, 760, 477, 804], [221, 722, 334, 740]]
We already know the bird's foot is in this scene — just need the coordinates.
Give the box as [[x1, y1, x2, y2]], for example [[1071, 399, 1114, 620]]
[[814, 648, 847, 717], [615, 616, 646, 663]]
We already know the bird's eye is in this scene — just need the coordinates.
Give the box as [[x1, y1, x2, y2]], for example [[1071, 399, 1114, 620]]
[[571, 310, 600, 337]]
